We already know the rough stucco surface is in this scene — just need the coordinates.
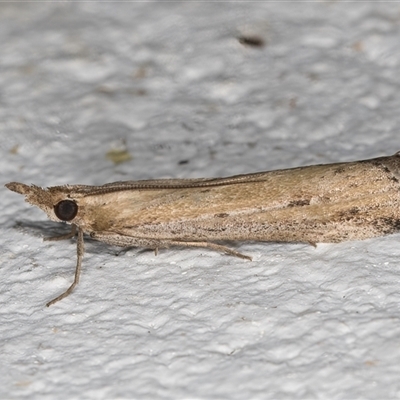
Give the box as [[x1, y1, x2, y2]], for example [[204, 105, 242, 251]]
[[2, 3, 400, 399]]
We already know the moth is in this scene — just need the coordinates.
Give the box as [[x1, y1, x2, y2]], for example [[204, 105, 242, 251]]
[[6, 152, 400, 306]]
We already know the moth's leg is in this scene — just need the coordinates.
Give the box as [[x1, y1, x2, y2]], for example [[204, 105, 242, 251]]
[[44, 224, 77, 242], [90, 231, 162, 248], [90, 231, 252, 261], [46, 227, 84, 307], [170, 240, 252, 261]]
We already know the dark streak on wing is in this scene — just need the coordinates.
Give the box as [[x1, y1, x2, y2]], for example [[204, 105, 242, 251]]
[[287, 199, 310, 207], [214, 213, 229, 218], [373, 217, 400, 234]]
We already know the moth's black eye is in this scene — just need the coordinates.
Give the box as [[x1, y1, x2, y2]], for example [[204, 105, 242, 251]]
[[54, 200, 78, 221]]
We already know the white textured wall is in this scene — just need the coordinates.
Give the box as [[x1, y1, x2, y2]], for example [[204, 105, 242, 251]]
[[2, 3, 400, 399]]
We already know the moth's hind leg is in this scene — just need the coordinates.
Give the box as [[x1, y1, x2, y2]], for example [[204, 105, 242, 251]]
[[44, 224, 77, 242], [90, 231, 252, 260]]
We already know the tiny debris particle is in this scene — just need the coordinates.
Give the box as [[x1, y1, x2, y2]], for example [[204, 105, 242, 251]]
[[106, 149, 132, 164], [237, 35, 265, 47]]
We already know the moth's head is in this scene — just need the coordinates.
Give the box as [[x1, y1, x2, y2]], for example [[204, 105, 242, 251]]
[[5, 182, 79, 223]]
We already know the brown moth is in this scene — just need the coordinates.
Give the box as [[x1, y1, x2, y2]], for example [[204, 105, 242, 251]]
[[6, 152, 400, 306]]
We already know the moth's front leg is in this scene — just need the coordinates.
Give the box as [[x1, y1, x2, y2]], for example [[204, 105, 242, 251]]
[[89, 231, 164, 250], [46, 227, 85, 307], [90, 231, 251, 260]]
